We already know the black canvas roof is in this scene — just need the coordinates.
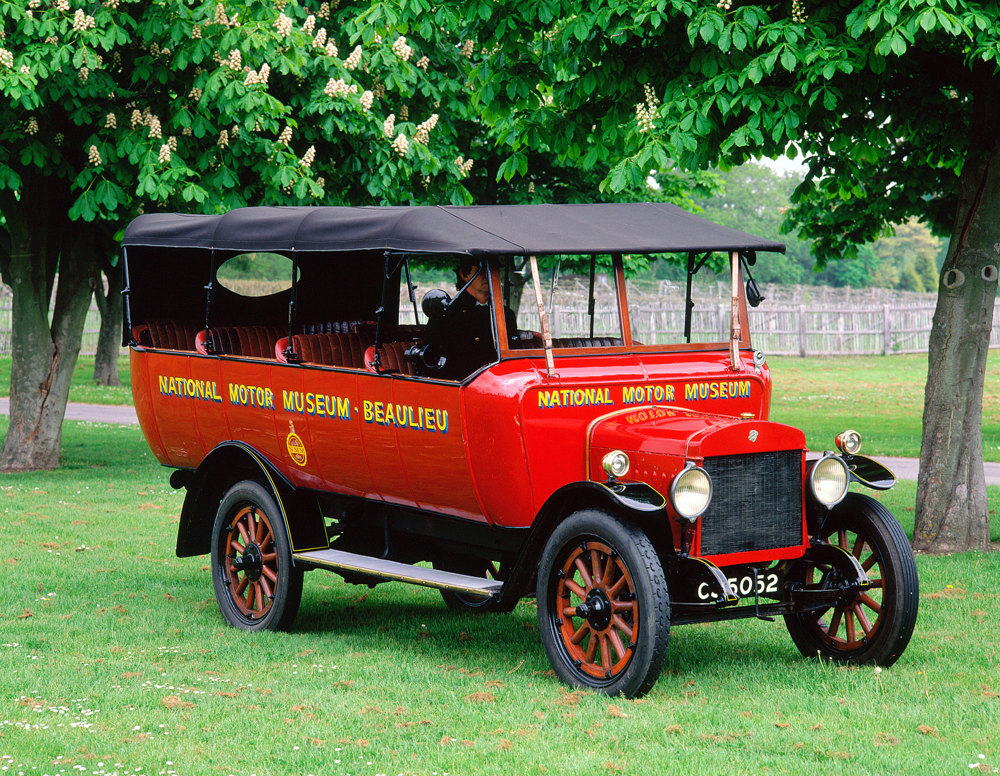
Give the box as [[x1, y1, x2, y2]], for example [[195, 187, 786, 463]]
[[122, 203, 785, 255]]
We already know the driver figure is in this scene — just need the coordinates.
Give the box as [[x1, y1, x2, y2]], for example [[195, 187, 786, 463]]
[[429, 257, 517, 380]]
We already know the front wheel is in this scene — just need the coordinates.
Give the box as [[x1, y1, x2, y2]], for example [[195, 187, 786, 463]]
[[211, 480, 303, 631], [536, 510, 670, 698], [784, 493, 918, 665]]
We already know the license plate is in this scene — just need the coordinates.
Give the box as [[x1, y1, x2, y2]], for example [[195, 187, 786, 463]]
[[695, 565, 782, 602]]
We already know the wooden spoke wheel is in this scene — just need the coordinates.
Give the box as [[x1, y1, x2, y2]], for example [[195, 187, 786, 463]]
[[785, 493, 918, 666], [211, 480, 303, 631], [537, 510, 669, 698], [436, 559, 512, 612]]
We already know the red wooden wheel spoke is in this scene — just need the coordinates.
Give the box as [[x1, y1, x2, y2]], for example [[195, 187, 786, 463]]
[[861, 554, 878, 572], [253, 582, 264, 613], [610, 600, 633, 612], [262, 565, 278, 585], [570, 623, 589, 645], [611, 614, 633, 638], [564, 579, 587, 599], [585, 632, 598, 662], [574, 556, 593, 589], [852, 534, 865, 559], [259, 575, 273, 600], [602, 553, 615, 587], [607, 575, 628, 598], [845, 608, 857, 643], [868, 577, 884, 589], [236, 520, 251, 545], [853, 604, 873, 636], [837, 529, 849, 550], [562, 606, 578, 618], [827, 606, 844, 637], [599, 633, 612, 669], [257, 526, 272, 552], [247, 509, 258, 543], [230, 539, 244, 555], [261, 552, 277, 564], [234, 575, 249, 597], [609, 630, 627, 660], [859, 593, 882, 614], [590, 549, 603, 586]]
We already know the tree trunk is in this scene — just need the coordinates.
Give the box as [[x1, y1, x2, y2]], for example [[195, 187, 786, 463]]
[[0, 177, 95, 472], [913, 80, 999, 553], [93, 258, 123, 387]]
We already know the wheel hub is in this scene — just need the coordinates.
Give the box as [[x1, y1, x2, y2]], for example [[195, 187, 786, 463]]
[[576, 589, 613, 631], [240, 543, 264, 582]]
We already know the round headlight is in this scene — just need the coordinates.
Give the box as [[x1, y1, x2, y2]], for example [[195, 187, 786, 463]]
[[835, 429, 862, 455], [810, 455, 849, 507], [601, 450, 630, 479], [670, 464, 712, 522]]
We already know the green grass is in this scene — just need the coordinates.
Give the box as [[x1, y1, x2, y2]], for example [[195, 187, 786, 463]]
[[2, 418, 999, 776], [768, 352, 1000, 462], [0, 355, 132, 406]]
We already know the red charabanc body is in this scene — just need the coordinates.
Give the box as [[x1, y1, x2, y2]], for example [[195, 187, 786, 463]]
[[125, 204, 918, 697]]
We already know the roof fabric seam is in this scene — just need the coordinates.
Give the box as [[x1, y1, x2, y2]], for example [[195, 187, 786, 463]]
[[436, 205, 527, 255]]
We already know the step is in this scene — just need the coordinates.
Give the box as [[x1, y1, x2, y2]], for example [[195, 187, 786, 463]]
[[293, 548, 503, 598]]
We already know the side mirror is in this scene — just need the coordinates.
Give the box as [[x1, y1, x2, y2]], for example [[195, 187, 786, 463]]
[[421, 289, 452, 320], [746, 277, 765, 308]]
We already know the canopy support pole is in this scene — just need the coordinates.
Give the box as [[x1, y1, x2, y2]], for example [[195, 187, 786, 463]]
[[529, 254, 556, 378], [729, 250, 742, 372]]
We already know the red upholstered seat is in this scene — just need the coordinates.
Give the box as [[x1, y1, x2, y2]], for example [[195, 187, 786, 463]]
[[133, 320, 199, 351], [276, 331, 375, 368], [363, 342, 415, 375], [198, 325, 285, 358]]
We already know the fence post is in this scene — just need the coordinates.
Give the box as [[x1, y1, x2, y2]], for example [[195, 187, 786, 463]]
[[883, 304, 891, 356], [798, 305, 807, 357]]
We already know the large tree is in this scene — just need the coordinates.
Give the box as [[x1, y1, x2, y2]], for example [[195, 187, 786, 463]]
[[411, 0, 997, 553], [0, 0, 494, 471]]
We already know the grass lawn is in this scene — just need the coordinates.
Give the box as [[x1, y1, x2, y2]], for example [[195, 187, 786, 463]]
[[766, 352, 1000, 462], [1, 419, 999, 776]]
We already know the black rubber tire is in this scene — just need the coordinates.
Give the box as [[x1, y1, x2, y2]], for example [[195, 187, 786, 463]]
[[211, 480, 303, 631], [536, 510, 670, 698], [784, 493, 918, 665], [436, 559, 513, 613]]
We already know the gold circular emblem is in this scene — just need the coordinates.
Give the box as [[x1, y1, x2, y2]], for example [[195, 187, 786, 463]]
[[286, 421, 307, 466]]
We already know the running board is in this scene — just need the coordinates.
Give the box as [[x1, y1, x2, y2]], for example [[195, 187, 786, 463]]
[[293, 549, 502, 598]]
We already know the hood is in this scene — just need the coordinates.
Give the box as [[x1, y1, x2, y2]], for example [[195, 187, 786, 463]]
[[588, 406, 806, 461]]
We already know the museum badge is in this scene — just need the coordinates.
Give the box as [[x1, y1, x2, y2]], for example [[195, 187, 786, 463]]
[[286, 421, 307, 466], [748, 429, 759, 443]]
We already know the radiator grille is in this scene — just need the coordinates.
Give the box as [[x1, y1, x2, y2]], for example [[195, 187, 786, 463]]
[[698, 450, 803, 556]]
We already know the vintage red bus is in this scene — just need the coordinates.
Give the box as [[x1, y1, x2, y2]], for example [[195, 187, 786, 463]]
[[124, 204, 917, 697]]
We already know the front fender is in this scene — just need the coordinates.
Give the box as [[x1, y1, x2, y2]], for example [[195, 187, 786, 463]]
[[175, 441, 327, 558], [496, 480, 671, 607]]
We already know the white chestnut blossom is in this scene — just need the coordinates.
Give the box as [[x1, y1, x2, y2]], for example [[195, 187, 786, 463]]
[[382, 113, 395, 139], [454, 155, 474, 176], [303, 15, 315, 34], [26, 117, 38, 135], [105, 112, 116, 129], [391, 36, 413, 62], [277, 125, 293, 145], [218, 129, 229, 147], [72, 10, 96, 31], [360, 90, 374, 110], [344, 45, 362, 70], [300, 145, 316, 168], [416, 55, 429, 71], [158, 143, 171, 164], [275, 13, 293, 37], [313, 28, 327, 48], [413, 114, 438, 145], [0, 49, 13, 69], [391, 133, 409, 157], [88, 145, 102, 166]]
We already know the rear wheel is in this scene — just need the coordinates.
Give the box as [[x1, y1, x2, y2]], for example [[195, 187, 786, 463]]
[[436, 559, 512, 612], [211, 480, 303, 631], [537, 510, 670, 698], [784, 493, 918, 665]]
